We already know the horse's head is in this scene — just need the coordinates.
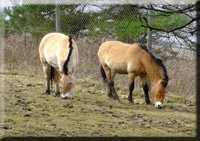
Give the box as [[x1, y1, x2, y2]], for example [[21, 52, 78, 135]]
[[151, 80, 168, 109], [61, 71, 75, 99]]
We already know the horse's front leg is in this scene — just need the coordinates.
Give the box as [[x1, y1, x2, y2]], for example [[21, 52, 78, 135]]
[[42, 63, 51, 95], [128, 73, 136, 104], [54, 70, 60, 97], [143, 84, 151, 105], [140, 75, 151, 105]]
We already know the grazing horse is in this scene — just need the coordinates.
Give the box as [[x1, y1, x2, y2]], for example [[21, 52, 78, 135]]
[[39, 33, 78, 99], [97, 41, 168, 109]]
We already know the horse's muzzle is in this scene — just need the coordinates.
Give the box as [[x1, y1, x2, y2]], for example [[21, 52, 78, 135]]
[[155, 102, 163, 109], [61, 92, 71, 99]]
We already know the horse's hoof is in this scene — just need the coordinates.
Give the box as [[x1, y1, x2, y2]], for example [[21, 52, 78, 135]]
[[107, 93, 113, 98], [129, 100, 134, 104], [54, 94, 60, 97], [45, 92, 50, 95], [116, 98, 121, 103], [45, 90, 50, 95], [55, 92, 60, 97], [108, 95, 114, 99], [146, 102, 152, 105], [128, 98, 134, 104]]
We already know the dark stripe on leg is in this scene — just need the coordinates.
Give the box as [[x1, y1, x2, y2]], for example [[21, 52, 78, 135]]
[[110, 82, 120, 101], [107, 82, 113, 98], [143, 84, 151, 105], [128, 82, 134, 104], [46, 81, 50, 95]]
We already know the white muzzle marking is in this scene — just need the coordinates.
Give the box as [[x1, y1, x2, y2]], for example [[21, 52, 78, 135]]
[[61, 92, 70, 99], [155, 102, 163, 109]]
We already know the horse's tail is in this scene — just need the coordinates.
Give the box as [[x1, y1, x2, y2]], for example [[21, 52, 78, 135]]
[[63, 35, 73, 75], [50, 66, 54, 93], [100, 65, 107, 83]]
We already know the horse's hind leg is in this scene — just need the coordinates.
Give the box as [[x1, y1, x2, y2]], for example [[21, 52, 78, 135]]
[[103, 65, 119, 101], [140, 75, 151, 105], [109, 74, 120, 101], [128, 73, 136, 104], [109, 81, 120, 102], [107, 82, 113, 98], [42, 62, 51, 95], [54, 70, 60, 97]]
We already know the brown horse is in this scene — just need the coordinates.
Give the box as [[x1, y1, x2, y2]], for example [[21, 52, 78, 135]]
[[97, 41, 168, 109], [39, 33, 78, 99]]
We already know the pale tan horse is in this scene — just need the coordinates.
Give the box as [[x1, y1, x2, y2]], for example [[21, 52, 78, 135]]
[[39, 33, 78, 99], [97, 41, 168, 109]]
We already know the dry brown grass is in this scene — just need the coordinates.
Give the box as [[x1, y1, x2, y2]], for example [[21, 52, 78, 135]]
[[151, 47, 196, 102], [3, 34, 41, 73], [2, 34, 196, 103]]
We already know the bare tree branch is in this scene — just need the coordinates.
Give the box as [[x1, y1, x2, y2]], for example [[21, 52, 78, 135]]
[[42, 10, 56, 16], [139, 4, 197, 49], [140, 4, 195, 14], [140, 16, 198, 33]]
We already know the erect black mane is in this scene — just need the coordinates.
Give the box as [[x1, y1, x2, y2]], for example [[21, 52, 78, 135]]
[[138, 44, 149, 52], [63, 35, 73, 75], [138, 44, 169, 82]]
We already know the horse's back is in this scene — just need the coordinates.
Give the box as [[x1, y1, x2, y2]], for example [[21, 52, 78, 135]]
[[39, 33, 67, 52], [98, 41, 146, 74], [99, 41, 142, 54], [98, 41, 143, 61], [39, 33, 78, 71]]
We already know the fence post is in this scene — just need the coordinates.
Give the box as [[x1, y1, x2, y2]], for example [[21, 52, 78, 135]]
[[147, 5, 153, 50], [147, 5, 153, 90], [56, 3, 61, 32]]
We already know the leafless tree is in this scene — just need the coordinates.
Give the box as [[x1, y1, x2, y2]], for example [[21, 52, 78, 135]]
[[139, 4, 198, 50]]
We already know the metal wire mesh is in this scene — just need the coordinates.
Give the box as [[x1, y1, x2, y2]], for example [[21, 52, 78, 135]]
[[2, 4, 196, 48], [2, 5, 147, 42]]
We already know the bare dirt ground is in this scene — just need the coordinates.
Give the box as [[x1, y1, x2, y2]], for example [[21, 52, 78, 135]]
[[0, 71, 196, 137]]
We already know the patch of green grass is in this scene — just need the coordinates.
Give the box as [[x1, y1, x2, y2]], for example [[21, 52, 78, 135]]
[[87, 13, 189, 43], [167, 96, 187, 103], [153, 14, 189, 30]]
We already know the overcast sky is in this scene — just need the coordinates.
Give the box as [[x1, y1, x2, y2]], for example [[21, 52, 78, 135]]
[[0, 0, 198, 6], [0, 0, 13, 12], [0, 0, 198, 12], [0, 0, 13, 8]]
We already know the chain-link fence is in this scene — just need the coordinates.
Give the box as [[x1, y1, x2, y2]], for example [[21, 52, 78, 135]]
[[1, 4, 196, 102], [2, 4, 196, 47]]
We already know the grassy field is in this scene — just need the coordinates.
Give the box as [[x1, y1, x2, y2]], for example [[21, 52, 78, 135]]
[[0, 34, 196, 137], [0, 71, 196, 137]]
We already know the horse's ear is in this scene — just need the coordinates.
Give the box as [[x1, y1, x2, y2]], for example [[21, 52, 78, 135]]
[[160, 80, 168, 87]]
